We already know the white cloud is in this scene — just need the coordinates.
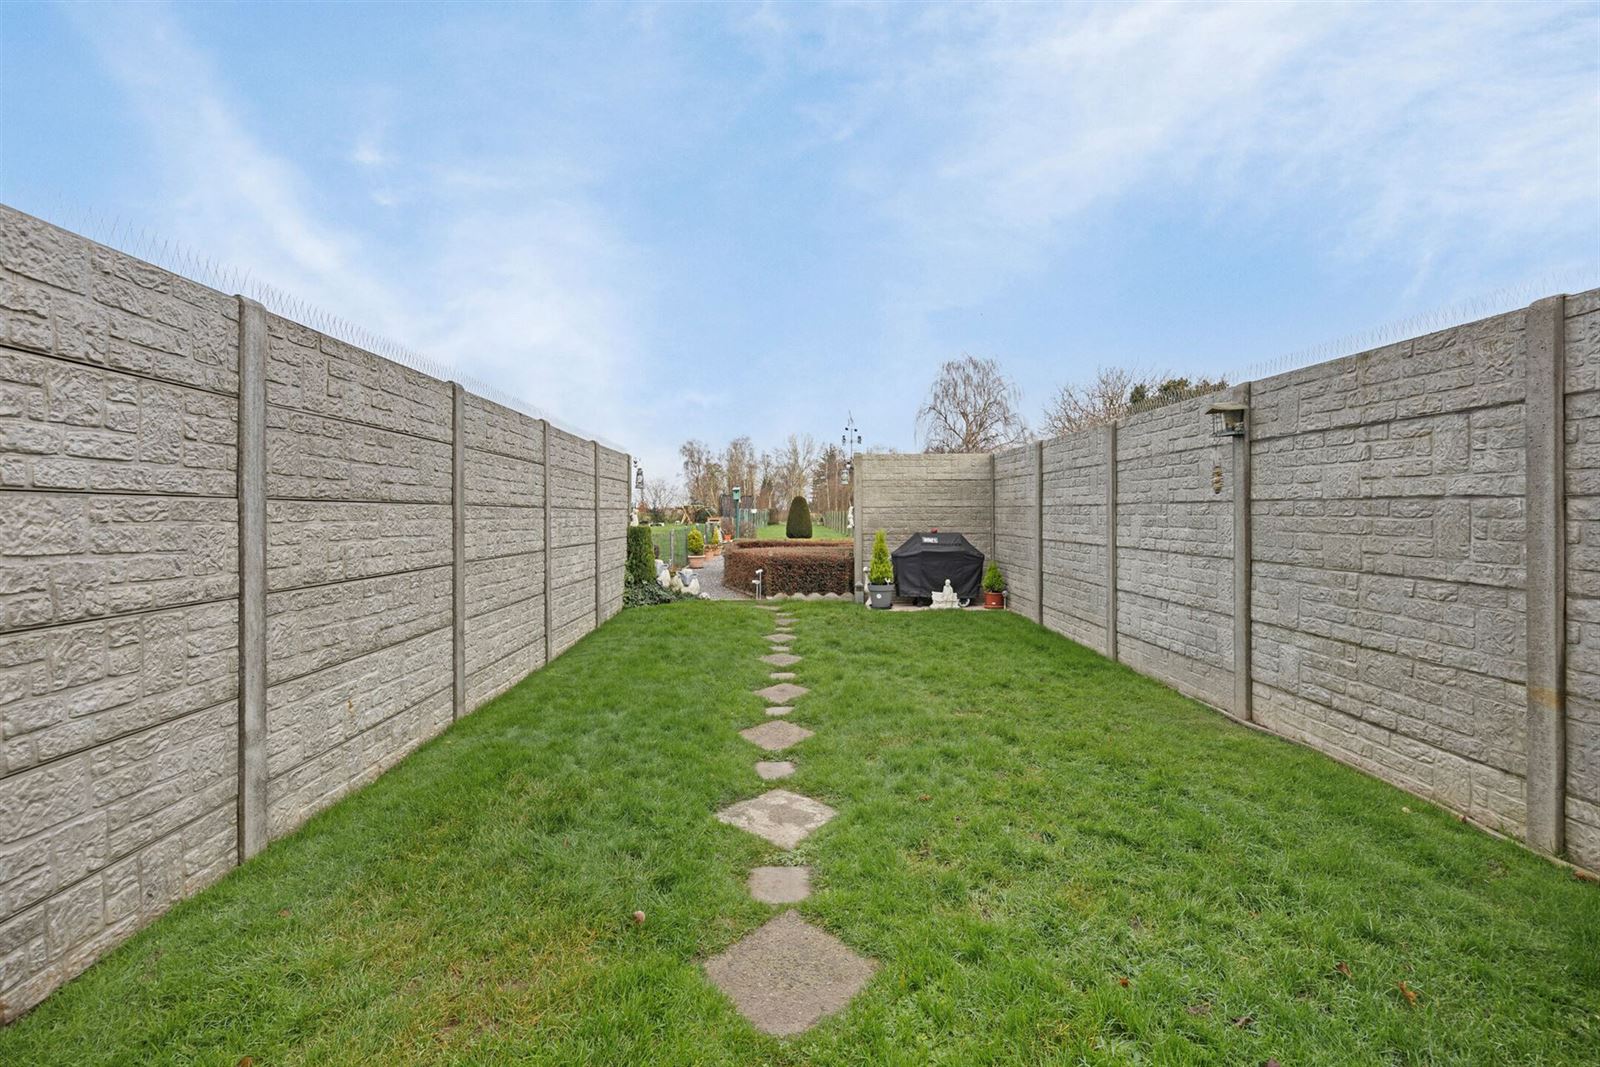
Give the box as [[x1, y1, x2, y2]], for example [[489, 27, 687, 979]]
[[64, 2, 646, 453]]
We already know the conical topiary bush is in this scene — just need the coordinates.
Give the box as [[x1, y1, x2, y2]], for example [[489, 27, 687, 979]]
[[785, 496, 813, 538]]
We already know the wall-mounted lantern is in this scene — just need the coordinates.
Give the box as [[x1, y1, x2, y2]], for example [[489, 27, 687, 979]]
[[1206, 402, 1248, 438]]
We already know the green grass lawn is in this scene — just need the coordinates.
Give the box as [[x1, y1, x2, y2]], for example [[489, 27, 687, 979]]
[[5, 605, 1596, 1064], [756, 523, 848, 540]]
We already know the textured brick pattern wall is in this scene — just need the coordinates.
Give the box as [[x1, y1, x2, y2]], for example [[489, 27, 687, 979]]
[[1040, 428, 1110, 654], [1117, 391, 1241, 711], [0, 209, 241, 1021], [1251, 313, 1531, 836], [851, 452, 994, 595], [462, 395, 545, 710], [1566, 292, 1600, 869], [0, 206, 629, 1021], [260, 312, 456, 838], [992, 445, 1038, 620]]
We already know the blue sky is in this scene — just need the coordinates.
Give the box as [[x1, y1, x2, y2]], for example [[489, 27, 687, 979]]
[[2, 1, 1596, 477]]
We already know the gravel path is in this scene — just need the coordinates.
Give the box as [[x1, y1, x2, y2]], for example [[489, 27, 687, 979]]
[[689, 552, 749, 600]]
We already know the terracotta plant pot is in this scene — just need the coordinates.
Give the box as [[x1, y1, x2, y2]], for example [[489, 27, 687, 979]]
[[688, 554, 707, 568], [983, 590, 1006, 609]]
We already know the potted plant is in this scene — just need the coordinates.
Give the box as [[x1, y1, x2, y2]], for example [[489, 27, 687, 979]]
[[982, 561, 1006, 609], [867, 530, 894, 610], [686, 526, 706, 568]]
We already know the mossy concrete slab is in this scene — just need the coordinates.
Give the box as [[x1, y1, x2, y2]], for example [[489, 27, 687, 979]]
[[740, 721, 813, 752], [715, 789, 836, 848], [756, 682, 808, 703], [703, 911, 876, 1036], [754, 760, 796, 780], [762, 652, 801, 667], [748, 866, 812, 904]]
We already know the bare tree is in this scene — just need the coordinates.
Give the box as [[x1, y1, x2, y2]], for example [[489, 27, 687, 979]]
[[1042, 367, 1231, 437], [640, 476, 679, 522], [721, 435, 758, 506], [1040, 366, 1145, 437], [778, 433, 819, 504], [916, 354, 1029, 453], [678, 439, 722, 511]]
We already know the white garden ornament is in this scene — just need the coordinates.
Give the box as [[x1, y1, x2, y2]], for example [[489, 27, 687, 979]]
[[930, 579, 961, 610]]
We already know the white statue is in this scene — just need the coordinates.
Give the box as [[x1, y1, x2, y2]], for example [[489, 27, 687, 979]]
[[930, 578, 960, 609], [657, 568, 671, 589], [686, 575, 702, 596]]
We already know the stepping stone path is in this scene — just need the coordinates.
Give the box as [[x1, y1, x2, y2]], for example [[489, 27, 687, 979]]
[[715, 788, 836, 848], [702, 607, 879, 1035], [740, 721, 813, 752], [748, 866, 811, 903], [703, 911, 877, 1037], [755, 682, 808, 704]]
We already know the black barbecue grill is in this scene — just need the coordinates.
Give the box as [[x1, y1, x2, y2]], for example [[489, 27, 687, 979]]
[[891, 530, 985, 602]]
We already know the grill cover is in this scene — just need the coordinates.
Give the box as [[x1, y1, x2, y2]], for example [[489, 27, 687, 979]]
[[891, 531, 985, 601]]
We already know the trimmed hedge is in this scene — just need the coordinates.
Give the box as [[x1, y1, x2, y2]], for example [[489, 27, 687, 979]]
[[785, 496, 813, 538], [723, 539, 852, 596], [625, 526, 655, 584]]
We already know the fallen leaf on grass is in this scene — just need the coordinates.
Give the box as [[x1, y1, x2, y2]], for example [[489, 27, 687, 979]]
[[1397, 981, 1419, 1006], [238, 1059, 253, 1067], [918, 794, 931, 802], [1231, 1014, 1254, 1029], [277, 909, 291, 918], [1263, 1060, 1282, 1067], [1185, 1002, 1211, 1016], [1117, 977, 1130, 988], [1335, 961, 1352, 978]]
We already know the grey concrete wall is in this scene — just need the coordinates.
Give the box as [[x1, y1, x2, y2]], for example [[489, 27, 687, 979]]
[[0, 206, 628, 1021], [1040, 426, 1111, 654], [992, 445, 1039, 620], [862, 289, 1600, 873], [851, 452, 994, 594]]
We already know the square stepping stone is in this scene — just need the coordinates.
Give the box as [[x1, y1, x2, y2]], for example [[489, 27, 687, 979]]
[[715, 789, 836, 848], [756, 682, 808, 704], [740, 720, 813, 752], [764, 633, 796, 645], [755, 760, 795, 780], [704, 910, 876, 1036], [748, 866, 811, 903], [761, 652, 801, 667], [764, 705, 794, 717]]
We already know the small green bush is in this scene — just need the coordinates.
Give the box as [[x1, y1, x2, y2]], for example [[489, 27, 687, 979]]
[[623, 580, 684, 607], [868, 530, 893, 585], [785, 496, 813, 539], [686, 527, 705, 555], [626, 526, 655, 584], [983, 561, 1006, 593]]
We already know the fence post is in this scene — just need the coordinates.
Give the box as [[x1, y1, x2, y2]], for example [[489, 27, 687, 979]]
[[235, 298, 269, 862], [451, 384, 466, 719], [593, 440, 602, 628], [1232, 383, 1253, 723], [1104, 421, 1119, 662], [1525, 294, 1568, 855], [1034, 440, 1044, 625], [542, 420, 553, 666]]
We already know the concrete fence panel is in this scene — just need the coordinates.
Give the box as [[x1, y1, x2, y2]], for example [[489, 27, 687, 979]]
[[0, 206, 628, 1021]]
